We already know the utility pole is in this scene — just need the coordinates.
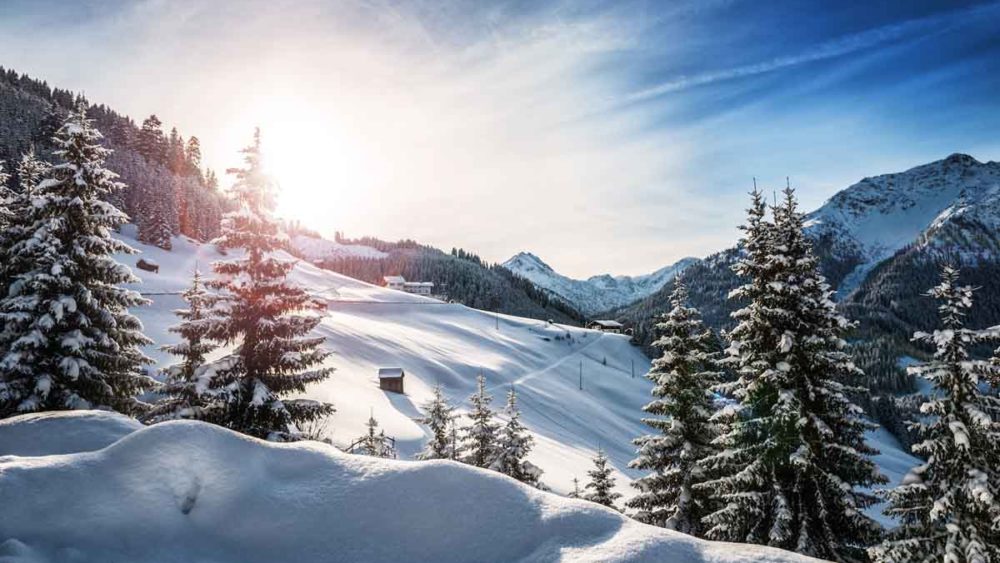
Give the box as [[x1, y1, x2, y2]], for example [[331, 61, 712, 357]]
[[579, 360, 583, 391], [630, 358, 634, 379]]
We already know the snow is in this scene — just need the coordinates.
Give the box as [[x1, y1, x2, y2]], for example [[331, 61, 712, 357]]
[[113, 228, 658, 500], [0, 410, 141, 457], [0, 412, 816, 563], [502, 252, 698, 315], [291, 234, 388, 262], [378, 367, 404, 379], [862, 425, 923, 528]]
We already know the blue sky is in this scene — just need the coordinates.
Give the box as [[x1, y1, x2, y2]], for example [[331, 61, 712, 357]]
[[1, 0, 998, 276]]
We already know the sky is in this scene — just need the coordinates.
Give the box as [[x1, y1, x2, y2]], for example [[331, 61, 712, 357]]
[[1, 0, 999, 277]]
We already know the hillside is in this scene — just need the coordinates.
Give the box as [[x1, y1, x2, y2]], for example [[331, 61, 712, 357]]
[[291, 234, 586, 326], [0, 412, 817, 563], [108, 228, 915, 529], [502, 252, 696, 316]]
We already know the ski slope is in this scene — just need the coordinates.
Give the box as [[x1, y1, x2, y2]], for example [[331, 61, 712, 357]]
[[116, 227, 658, 499], [0, 413, 817, 563]]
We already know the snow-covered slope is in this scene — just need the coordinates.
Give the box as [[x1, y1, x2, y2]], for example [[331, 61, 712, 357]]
[[805, 153, 1000, 295], [291, 234, 388, 262], [0, 413, 816, 563], [114, 227, 656, 500], [502, 252, 697, 315]]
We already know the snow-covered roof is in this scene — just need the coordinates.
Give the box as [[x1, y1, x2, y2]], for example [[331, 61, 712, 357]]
[[378, 367, 405, 379], [404, 281, 434, 288], [384, 276, 406, 284], [589, 320, 623, 328]]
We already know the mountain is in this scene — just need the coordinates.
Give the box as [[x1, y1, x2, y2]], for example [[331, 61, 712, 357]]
[[501, 252, 697, 316]]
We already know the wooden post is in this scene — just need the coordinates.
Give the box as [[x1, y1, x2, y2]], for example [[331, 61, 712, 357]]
[[579, 360, 583, 391]]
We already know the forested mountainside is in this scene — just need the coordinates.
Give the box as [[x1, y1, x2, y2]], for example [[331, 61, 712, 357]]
[[292, 234, 587, 325], [609, 154, 1000, 446], [0, 67, 230, 246]]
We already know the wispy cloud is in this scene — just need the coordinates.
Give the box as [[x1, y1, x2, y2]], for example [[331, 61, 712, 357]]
[[626, 1, 999, 102]]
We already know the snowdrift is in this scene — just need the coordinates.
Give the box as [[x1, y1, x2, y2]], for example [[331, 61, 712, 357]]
[[0, 413, 815, 563]]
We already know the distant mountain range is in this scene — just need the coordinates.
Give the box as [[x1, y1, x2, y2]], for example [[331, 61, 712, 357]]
[[501, 252, 697, 316]]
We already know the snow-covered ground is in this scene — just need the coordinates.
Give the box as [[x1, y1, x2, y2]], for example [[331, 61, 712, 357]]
[[114, 227, 660, 500], [0, 412, 817, 563]]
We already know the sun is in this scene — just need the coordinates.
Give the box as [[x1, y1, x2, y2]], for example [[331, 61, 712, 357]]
[[249, 97, 366, 233]]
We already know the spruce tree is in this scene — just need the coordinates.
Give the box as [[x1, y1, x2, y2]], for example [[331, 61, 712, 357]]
[[0, 151, 49, 305], [355, 412, 396, 458], [0, 161, 12, 228], [462, 374, 499, 467], [146, 271, 219, 423], [627, 281, 719, 535], [0, 105, 154, 418], [700, 188, 885, 560], [417, 383, 457, 460], [490, 386, 539, 485], [203, 129, 334, 440], [568, 477, 582, 499], [871, 266, 1000, 563], [584, 448, 622, 510]]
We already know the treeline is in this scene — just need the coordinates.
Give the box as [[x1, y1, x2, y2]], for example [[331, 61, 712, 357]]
[[0, 66, 230, 249], [307, 242, 586, 325]]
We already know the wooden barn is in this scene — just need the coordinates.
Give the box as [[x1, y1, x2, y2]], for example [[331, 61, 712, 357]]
[[378, 367, 405, 394]]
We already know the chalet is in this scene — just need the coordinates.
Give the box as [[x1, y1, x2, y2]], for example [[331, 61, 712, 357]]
[[378, 367, 405, 393], [382, 275, 435, 296], [587, 320, 624, 334], [383, 276, 406, 291], [136, 258, 159, 274]]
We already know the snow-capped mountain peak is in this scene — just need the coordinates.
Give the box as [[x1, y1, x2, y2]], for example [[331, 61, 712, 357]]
[[502, 253, 697, 315]]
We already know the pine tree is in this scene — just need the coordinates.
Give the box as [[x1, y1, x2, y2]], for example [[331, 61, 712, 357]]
[[138, 179, 174, 250], [203, 128, 334, 440], [627, 281, 719, 535], [0, 105, 154, 418], [490, 386, 539, 485], [0, 161, 12, 228], [355, 412, 396, 458], [462, 374, 499, 467], [568, 477, 582, 499], [0, 151, 49, 304], [416, 383, 457, 460], [871, 266, 1000, 563], [700, 188, 885, 560], [146, 271, 219, 423], [137, 114, 166, 164], [584, 448, 622, 510]]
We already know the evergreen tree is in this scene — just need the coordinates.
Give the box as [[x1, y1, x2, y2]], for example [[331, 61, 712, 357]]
[[0, 151, 49, 303], [355, 412, 396, 458], [627, 281, 719, 535], [462, 374, 499, 467], [146, 271, 219, 423], [0, 105, 154, 418], [871, 266, 1000, 563], [0, 161, 12, 228], [186, 136, 204, 180], [203, 128, 334, 440], [584, 448, 622, 510], [138, 179, 174, 250], [568, 477, 582, 499], [490, 386, 539, 485], [700, 188, 885, 560], [137, 114, 166, 164], [416, 383, 457, 460], [15, 148, 49, 194]]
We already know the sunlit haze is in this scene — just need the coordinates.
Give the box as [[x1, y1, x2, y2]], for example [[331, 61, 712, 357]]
[[2, 0, 999, 276]]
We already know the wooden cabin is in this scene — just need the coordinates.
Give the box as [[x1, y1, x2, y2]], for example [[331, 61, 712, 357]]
[[378, 367, 405, 393]]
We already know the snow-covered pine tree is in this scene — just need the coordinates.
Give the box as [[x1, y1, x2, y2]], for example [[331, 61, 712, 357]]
[[138, 181, 174, 250], [0, 105, 154, 418], [871, 266, 1000, 563], [417, 383, 457, 460], [627, 281, 720, 535], [145, 270, 219, 423], [490, 386, 540, 485], [0, 161, 12, 228], [584, 448, 622, 510], [15, 148, 49, 195], [0, 151, 49, 305], [448, 417, 462, 461], [462, 374, 499, 467], [699, 187, 885, 560], [568, 477, 582, 499], [203, 128, 334, 440], [355, 412, 396, 458]]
